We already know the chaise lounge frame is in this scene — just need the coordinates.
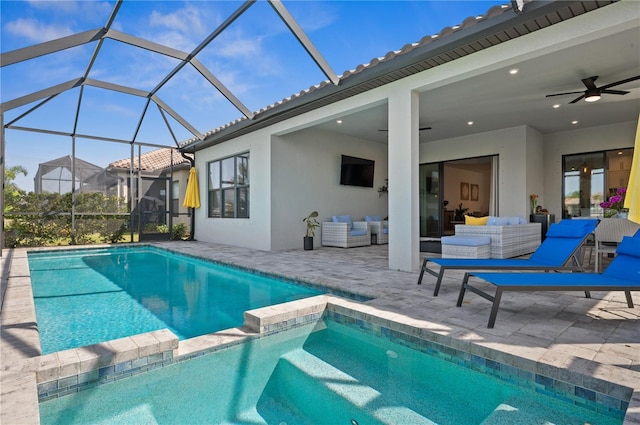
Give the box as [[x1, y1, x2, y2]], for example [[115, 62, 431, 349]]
[[456, 235, 640, 328], [456, 272, 635, 328]]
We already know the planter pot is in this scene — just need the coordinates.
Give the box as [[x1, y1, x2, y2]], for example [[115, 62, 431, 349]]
[[303, 236, 314, 250]]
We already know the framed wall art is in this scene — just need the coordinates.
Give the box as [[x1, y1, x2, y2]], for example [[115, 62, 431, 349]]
[[471, 184, 479, 201], [460, 182, 469, 200]]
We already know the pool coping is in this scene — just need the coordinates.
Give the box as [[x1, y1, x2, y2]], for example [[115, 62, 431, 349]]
[[2, 245, 640, 424]]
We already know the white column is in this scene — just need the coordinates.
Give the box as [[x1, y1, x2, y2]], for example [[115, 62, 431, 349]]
[[388, 89, 419, 271]]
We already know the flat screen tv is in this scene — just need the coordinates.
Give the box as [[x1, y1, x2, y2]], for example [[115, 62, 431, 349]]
[[340, 155, 375, 188]]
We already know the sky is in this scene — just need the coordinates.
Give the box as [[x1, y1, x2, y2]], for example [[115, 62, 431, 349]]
[[1, 0, 504, 191]]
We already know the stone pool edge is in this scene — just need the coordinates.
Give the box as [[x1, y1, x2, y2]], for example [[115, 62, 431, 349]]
[[2, 247, 639, 425], [4, 294, 639, 424]]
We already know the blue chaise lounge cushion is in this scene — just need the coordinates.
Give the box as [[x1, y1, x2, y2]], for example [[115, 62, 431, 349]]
[[546, 223, 593, 238]]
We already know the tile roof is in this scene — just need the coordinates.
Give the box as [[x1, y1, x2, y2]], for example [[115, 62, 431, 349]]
[[181, 0, 616, 152], [109, 148, 192, 172]]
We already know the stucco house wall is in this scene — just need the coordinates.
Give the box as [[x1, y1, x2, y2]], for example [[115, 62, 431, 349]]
[[188, 1, 638, 262], [193, 129, 273, 251], [419, 126, 532, 218], [271, 128, 388, 250]]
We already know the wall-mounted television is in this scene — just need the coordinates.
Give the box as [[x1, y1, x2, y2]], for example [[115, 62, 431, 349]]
[[340, 155, 375, 188]]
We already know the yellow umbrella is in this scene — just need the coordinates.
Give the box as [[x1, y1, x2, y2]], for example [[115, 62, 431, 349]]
[[624, 115, 640, 224], [183, 167, 200, 209]]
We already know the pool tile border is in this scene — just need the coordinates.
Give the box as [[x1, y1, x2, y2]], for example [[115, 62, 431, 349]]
[[323, 300, 633, 421], [31, 329, 178, 401], [26, 294, 637, 422], [3, 244, 639, 425]]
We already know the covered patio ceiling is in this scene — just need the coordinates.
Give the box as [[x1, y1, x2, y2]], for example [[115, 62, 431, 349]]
[[313, 10, 640, 144]]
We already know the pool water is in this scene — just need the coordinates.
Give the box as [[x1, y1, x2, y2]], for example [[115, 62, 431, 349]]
[[39, 319, 623, 425], [28, 247, 323, 354]]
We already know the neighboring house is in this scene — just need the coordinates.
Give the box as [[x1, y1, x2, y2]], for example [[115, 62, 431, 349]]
[[108, 148, 193, 228], [180, 1, 640, 272], [34, 155, 121, 195]]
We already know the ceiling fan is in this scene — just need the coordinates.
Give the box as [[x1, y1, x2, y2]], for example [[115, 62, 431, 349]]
[[378, 126, 432, 131], [545, 75, 640, 104]]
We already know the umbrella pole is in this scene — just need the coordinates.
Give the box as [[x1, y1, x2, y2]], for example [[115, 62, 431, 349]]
[[190, 207, 195, 240]]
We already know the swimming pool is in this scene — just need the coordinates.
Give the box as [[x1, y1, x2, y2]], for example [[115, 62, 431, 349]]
[[39, 312, 625, 424], [28, 246, 324, 354]]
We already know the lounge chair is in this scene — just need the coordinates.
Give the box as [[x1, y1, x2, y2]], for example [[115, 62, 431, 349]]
[[417, 219, 599, 296], [456, 236, 640, 328]]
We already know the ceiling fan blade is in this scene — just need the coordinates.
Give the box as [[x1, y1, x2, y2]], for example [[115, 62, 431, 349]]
[[601, 89, 630, 95], [581, 76, 598, 90], [569, 94, 585, 104], [545, 91, 584, 97], [599, 75, 640, 90]]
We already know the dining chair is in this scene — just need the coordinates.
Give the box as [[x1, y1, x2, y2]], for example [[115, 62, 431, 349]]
[[594, 217, 640, 272]]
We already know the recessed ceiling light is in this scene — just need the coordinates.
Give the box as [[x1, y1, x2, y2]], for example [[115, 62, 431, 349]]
[[467, 121, 474, 126], [571, 120, 578, 125], [618, 151, 623, 155], [336, 119, 343, 124], [509, 68, 519, 75], [553, 104, 561, 109]]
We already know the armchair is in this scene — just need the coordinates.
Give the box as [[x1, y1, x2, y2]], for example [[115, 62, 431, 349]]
[[364, 215, 388, 244], [321, 215, 371, 248]]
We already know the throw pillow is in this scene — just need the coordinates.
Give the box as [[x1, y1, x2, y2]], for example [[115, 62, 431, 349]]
[[332, 215, 353, 230], [487, 216, 510, 226], [465, 215, 489, 225]]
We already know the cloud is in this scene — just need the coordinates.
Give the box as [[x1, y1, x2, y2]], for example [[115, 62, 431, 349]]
[[150, 6, 205, 34], [147, 5, 207, 51], [5, 18, 74, 43], [216, 33, 262, 59]]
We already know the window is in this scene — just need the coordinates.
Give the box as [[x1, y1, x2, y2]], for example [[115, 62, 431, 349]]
[[562, 148, 633, 218], [208, 153, 249, 218]]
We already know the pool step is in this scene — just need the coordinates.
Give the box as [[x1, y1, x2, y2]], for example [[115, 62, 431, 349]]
[[263, 349, 436, 425], [480, 396, 592, 425]]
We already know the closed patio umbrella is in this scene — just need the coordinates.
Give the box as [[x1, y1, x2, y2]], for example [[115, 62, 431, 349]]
[[624, 115, 640, 224], [183, 167, 200, 240], [183, 167, 200, 209]]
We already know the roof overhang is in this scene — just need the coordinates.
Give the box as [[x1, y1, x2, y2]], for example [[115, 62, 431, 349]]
[[181, 0, 618, 153]]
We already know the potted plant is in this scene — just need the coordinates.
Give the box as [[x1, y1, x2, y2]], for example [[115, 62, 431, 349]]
[[302, 211, 320, 250], [454, 203, 469, 221]]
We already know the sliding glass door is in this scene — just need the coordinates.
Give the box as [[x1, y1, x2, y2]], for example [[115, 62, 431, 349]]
[[419, 163, 442, 238], [420, 155, 497, 239]]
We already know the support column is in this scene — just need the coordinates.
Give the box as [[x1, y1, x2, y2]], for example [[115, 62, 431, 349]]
[[388, 89, 419, 271]]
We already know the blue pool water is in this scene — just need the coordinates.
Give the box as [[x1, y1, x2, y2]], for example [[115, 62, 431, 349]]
[[39, 319, 623, 425], [28, 246, 323, 354]]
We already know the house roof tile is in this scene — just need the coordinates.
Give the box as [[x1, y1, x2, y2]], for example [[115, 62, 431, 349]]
[[109, 148, 192, 172]]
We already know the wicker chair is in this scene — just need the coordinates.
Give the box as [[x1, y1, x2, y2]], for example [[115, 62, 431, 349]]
[[364, 215, 388, 245], [321, 215, 371, 248], [594, 218, 640, 272]]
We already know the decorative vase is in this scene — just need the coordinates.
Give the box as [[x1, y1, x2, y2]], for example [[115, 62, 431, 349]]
[[617, 211, 629, 219]]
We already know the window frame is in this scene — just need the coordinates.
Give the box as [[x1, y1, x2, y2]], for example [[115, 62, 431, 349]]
[[207, 152, 250, 219]]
